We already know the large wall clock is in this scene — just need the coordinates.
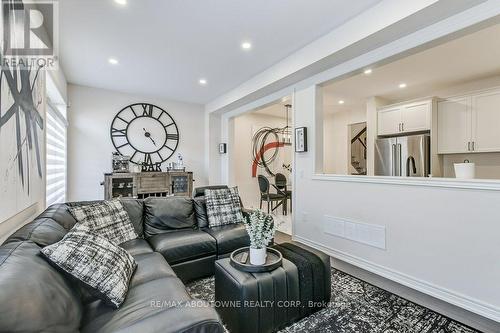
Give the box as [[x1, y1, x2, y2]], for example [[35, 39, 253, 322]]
[[110, 103, 179, 169]]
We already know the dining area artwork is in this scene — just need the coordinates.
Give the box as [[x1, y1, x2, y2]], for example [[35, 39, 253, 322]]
[[251, 125, 293, 215]]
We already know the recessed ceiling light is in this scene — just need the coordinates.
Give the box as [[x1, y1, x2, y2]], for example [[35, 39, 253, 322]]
[[399, 83, 407, 89], [108, 57, 119, 65], [199, 78, 207, 85], [338, 100, 345, 105], [364, 69, 372, 75], [114, 0, 127, 5], [241, 41, 252, 50]]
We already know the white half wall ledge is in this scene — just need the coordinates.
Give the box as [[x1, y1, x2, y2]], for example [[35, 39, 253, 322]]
[[206, 0, 494, 115], [311, 174, 500, 192], [293, 235, 500, 323]]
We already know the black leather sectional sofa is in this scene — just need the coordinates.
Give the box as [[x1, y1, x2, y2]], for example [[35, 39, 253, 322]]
[[0, 194, 249, 333]]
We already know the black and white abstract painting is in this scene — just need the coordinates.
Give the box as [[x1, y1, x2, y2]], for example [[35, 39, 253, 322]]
[[0, 55, 45, 222]]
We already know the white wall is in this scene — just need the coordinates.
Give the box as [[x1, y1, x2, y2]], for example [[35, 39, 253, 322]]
[[231, 112, 292, 209], [67, 84, 206, 201]]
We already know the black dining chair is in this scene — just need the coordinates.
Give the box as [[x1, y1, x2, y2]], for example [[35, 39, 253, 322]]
[[258, 175, 287, 214], [275, 173, 292, 213]]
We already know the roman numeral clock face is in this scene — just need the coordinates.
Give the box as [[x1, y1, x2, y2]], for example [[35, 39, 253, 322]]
[[110, 103, 179, 168]]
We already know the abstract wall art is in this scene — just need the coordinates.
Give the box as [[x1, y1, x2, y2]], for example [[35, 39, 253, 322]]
[[0, 55, 45, 222]]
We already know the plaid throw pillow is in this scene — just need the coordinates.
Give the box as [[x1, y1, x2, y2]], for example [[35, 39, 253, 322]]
[[41, 229, 137, 308], [68, 200, 138, 245], [205, 187, 243, 227]]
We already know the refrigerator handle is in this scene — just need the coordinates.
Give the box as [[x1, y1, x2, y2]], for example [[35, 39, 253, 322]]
[[397, 143, 402, 176], [391, 144, 396, 176]]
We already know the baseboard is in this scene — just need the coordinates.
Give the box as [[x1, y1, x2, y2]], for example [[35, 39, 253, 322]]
[[293, 235, 500, 325]]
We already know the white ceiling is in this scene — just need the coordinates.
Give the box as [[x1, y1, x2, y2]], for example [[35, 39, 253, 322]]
[[59, 0, 382, 104], [323, 23, 500, 111], [252, 98, 291, 118]]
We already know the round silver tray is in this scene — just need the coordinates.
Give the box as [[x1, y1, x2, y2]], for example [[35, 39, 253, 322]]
[[229, 247, 283, 273]]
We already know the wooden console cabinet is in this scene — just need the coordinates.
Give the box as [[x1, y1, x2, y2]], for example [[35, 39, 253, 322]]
[[103, 172, 193, 199]]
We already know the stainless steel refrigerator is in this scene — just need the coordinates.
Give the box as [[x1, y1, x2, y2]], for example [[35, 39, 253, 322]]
[[374, 134, 430, 177]]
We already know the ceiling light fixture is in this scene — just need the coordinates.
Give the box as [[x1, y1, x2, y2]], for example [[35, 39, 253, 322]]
[[241, 41, 252, 50], [108, 57, 119, 65], [338, 100, 345, 105], [114, 0, 127, 5], [399, 83, 407, 89], [364, 69, 372, 75], [199, 78, 207, 86]]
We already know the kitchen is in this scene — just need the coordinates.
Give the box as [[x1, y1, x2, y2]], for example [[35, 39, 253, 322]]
[[321, 22, 500, 182]]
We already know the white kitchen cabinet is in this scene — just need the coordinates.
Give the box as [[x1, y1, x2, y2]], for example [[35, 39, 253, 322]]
[[377, 100, 431, 136], [471, 90, 500, 152], [377, 107, 401, 136], [402, 102, 431, 133], [437, 88, 500, 154], [437, 97, 470, 154]]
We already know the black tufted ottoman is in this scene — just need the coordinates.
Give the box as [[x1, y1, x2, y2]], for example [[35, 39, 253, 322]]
[[214, 242, 331, 333]]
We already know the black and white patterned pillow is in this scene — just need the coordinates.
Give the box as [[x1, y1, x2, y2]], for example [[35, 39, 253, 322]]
[[41, 229, 137, 308], [68, 199, 138, 245], [205, 187, 244, 227]]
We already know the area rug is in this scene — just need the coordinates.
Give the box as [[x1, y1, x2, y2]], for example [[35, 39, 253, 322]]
[[186, 268, 480, 333]]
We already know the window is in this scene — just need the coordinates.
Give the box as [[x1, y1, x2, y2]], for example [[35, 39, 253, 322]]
[[46, 102, 67, 206]]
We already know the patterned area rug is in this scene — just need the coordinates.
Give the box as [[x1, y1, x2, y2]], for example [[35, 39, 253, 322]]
[[186, 268, 480, 333]]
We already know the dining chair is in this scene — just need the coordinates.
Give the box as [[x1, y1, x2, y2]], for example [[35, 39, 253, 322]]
[[257, 175, 287, 214], [275, 173, 292, 213]]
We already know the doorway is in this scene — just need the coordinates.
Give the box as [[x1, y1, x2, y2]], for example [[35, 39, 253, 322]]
[[228, 98, 294, 235]]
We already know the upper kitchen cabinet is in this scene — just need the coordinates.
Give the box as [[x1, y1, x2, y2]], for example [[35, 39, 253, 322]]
[[377, 100, 431, 136], [437, 97, 470, 154], [437, 88, 500, 154], [471, 90, 500, 152], [377, 106, 401, 136]]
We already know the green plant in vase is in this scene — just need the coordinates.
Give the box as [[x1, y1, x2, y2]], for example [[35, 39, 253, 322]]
[[244, 210, 276, 265]]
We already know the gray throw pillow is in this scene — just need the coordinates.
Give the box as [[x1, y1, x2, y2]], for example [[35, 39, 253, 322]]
[[41, 229, 137, 308], [205, 187, 244, 228], [68, 199, 138, 245]]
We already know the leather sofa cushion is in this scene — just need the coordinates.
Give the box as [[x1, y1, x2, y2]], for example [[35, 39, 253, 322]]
[[39, 200, 144, 238], [81, 277, 223, 333], [203, 223, 249, 256], [37, 203, 78, 230], [0, 241, 82, 332], [129, 252, 176, 287], [119, 198, 144, 237], [4, 217, 67, 247], [144, 197, 197, 237], [148, 230, 216, 265], [193, 196, 209, 228], [119, 238, 154, 256]]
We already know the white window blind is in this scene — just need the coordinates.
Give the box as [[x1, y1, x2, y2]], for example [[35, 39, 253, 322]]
[[46, 103, 67, 206]]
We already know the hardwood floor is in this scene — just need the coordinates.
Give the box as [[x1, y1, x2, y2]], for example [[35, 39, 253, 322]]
[[274, 231, 292, 244]]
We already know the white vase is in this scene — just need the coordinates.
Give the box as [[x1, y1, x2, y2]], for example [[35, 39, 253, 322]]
[[250, 247, 267, 265]]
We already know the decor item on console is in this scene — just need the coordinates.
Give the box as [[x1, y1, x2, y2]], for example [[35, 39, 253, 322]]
[[110, 103, 180, 171], [0, 59, 45, 223], [112, 152, 130, 173], [166, 153, 186, 171], [243, 210, 276, 265]]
